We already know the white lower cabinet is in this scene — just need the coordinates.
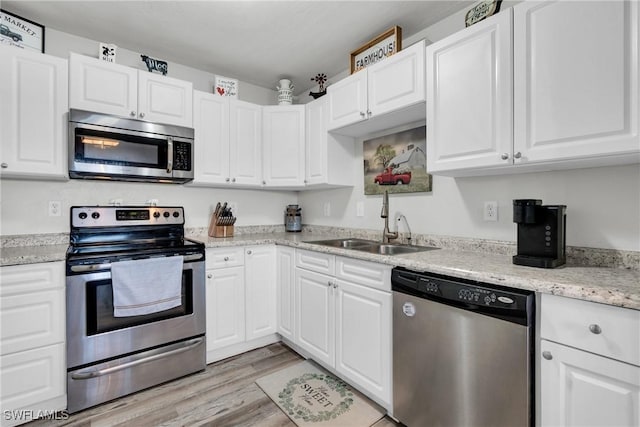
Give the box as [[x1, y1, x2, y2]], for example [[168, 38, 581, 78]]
[[276, 246, 296, 342], [205, 246, 277, 363], [292, 249, 392, 408], [539, 294, 640, 427], [0, 262, 66, 427]]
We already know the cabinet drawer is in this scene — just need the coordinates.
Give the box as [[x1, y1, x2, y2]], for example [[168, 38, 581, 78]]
[[295, 249, 335, 276], [541, 293, 640, 366], [0, 262, 64, 297], [1, 288, 65, 356], [335, 256, 391, 292], [0, 343, 66, 413], [206, 247, 245, 269]]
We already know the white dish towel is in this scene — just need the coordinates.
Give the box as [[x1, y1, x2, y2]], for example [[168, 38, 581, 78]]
[[111, 255, 184, 317]]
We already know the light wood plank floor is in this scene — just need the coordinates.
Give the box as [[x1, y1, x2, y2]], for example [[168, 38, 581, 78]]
[[29, 343, 399, 427]]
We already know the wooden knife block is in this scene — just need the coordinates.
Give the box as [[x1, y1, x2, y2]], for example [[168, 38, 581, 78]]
[[210, 225, 234, 238]]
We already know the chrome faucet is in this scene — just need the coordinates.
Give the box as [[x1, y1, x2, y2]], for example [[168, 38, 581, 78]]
[[396, 213, 412, 245], [381, 191, 399, 243]]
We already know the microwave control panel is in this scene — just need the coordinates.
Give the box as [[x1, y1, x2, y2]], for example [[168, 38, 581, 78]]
[[173, 141, 192, 171]]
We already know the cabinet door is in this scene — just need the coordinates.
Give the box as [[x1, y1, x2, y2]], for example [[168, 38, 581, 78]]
[[426, 9, 513, 173], [0, 47, 68, 179], [138, 72, 193, 127], [540, 340, 640, 427], [193, 91, 230, 185], [335, 279, 391, 405], [69, 52, 137, 118], [229, 100, 262, 186], [262, 105, 305, 187], [276, 246, 296, 342], [327, 70, 368, 130], [205, 266, 245, 355], [245, 246, 277, 340], [0, 344, 66, 422], [305, 97, 328, 185], [514, 1, 639, 164], [367, 40, 425, 118], [295, 268, 335, 367]]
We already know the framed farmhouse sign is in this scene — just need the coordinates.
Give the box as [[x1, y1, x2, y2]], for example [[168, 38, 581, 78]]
[[350, 26, 402, 74], [0, 9, 44, 53]]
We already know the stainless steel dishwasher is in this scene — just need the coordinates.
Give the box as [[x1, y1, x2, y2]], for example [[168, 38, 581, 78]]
[[392, 267, 535, 427]]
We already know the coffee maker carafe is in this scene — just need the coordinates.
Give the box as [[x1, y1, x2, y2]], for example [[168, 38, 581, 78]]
[[513, 199, 567, 268]]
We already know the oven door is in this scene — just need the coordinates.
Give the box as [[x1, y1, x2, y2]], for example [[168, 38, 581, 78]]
[[66, 255, 206, 369]]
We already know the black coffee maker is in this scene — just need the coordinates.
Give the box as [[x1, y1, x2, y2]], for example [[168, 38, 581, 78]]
[[513, 199, 567, 268]]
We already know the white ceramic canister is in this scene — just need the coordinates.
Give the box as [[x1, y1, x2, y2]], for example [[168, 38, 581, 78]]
[[277, 79, 294, 105]]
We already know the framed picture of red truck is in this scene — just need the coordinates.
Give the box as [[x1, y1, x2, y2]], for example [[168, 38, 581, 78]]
[[363, 126, 432, 195]]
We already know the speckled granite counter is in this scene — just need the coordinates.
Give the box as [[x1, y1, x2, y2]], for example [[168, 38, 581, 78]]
[[2, 231, 638, 310]]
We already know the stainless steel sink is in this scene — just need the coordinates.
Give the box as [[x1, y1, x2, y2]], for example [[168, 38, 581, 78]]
[[352, 243, 438, 255], [305, 238, 377, 249], [305, 238, 438, 255]]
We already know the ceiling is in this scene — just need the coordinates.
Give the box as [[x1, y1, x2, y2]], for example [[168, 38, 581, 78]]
[[3, 1, 472, 94]]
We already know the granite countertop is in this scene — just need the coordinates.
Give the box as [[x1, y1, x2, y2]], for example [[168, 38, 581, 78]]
[[2, 232, 638, 310]]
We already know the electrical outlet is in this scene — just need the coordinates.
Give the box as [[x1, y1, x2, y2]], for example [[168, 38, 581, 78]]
[[356, 201, 364, 217], [48, 201, 62, 217], [483, 201, 498, 221], [323, 202, 331, 217]]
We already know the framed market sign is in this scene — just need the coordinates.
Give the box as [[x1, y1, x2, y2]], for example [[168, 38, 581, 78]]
[[0, 9, 44, 53], [350, 26, 402, 74]]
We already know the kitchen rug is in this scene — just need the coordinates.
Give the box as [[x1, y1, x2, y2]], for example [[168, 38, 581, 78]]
[[256, 360, 385, 426]]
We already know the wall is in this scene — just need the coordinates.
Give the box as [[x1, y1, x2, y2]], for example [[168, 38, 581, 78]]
[[0, 179, 297, 235], [44, 28, 277, 105]]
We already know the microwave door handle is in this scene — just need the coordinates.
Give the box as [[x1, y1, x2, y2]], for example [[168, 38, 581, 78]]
[[167, 137, 173, 173]]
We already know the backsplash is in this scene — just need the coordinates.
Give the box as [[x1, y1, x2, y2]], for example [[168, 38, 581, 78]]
[[3, 225, 638, 270]]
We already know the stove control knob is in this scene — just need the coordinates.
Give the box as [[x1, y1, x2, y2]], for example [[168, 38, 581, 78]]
[[79, 212, 88, 219], [173, 211, 180, 218], [163, 211, 170, 218], [91, 212, 100, 219], [153, 212, 160, 218]]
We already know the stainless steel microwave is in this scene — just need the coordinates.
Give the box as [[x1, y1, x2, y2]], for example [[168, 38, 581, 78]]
[[68, 109, 194, 184]]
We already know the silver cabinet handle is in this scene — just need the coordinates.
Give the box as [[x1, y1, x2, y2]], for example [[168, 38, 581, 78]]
[[262, 180, 266, 185], [139, 112, 145, 118], [225, 177, 230, 182], [514, 151, 522, 159], [366, 109, 371, 116], [223, 256, 229, 261], [501, 153, 509, 160], [589, 324, 602, 334], [542, 351, 553, 360], [303, 179, 308, 184], [207, 273, 213, 279], [1, 163, 7, 168], [232, 178, 236, 183], [360, 111, 365, 117], [130, 111, 136, 117], [247, 250, 252, 255]]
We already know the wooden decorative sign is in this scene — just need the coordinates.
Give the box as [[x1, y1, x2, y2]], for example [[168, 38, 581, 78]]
[[350, 26, 402, 74]]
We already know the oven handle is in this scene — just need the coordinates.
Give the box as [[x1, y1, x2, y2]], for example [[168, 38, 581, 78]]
[[69, 253, 203, 273], [70, 337, 204, 380], [167, 137, 173, 173]]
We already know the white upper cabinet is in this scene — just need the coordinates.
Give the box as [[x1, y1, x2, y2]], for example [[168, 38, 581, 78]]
[[426, 10, 513, 172], [327, 40, 425, 137], [513, 0, 639, 164], [305, 97, 356, 188], [229, 99, 263, 186], [262, 105, 305, 187], [69, 53, 193, 127], [193, 91, 230, 185], [192, 94, 262, 187], [0, 46, 68, 180], [427, 1, 640, 176]]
